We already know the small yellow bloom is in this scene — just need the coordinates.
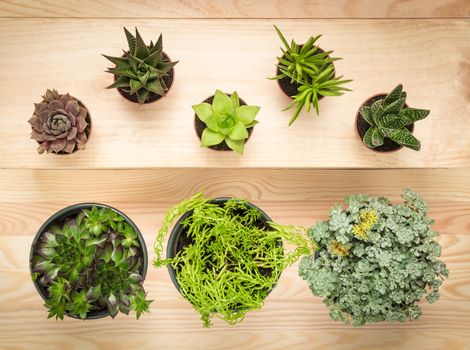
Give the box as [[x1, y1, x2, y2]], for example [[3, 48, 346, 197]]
[[330, 240, 350, 257], [352, 210, 378, 240]]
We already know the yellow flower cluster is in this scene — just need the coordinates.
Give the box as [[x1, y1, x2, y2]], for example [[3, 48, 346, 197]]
[[352, 210, 378, 240], [330, 240, 350, 257]]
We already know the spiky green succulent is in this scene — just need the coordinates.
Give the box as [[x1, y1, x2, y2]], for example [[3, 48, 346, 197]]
[[299, 189, 448, 326], [192, 90, 260, 154], [104, 27, 178, 104], [31, 206, 152, 320], [360, 84, 430, 151]]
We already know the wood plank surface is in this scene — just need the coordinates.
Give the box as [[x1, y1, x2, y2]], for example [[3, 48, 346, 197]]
[[0, 0, 469, 18], [0, 18, 469, 169], [1, 168, 469, 349]]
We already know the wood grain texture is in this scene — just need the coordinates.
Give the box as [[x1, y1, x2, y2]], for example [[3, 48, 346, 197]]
[[0, 0, 469, 18], [1, 168, 469, 349], [0, 19, 469, 169]]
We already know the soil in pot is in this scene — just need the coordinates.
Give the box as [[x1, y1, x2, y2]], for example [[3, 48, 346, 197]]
[[276, 46, 334, 100], [29, 203, 148, 320], [194, 95, 254, 152], [356, 94, 413, 153], [115, 52, 175, 104]]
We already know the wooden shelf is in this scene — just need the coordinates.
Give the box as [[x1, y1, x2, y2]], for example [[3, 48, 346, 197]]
[[1, 18, 469, 169], [1, 168, 469, 349]]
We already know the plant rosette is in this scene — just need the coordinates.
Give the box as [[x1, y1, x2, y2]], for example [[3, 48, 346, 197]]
[[28, 89, 91, 155], [154, 193, 315, 327], [30, 203, 152, 320], [192, 90, 260, 155], [104, 27, 178, 105], [356, 84, 430, 152], [299, 189, 448, 326], [269, 25, 352, 125]]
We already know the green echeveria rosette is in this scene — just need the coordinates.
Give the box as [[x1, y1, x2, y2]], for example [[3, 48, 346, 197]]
[[30, 204, 152, 320], [299, 189, 448, 326], [192, 90, 260, 155]]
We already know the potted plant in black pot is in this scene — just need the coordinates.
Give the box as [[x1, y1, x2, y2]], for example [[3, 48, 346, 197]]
[[356, 84, 430, 152], [299, 189, 448, 326], [270, 25, 352, 125], [30, 204, 152, 320], [154, 193, 314, 327], [192, 90, 260, 154], [103, 27, 178, 104], [28, 89, 91, 154]]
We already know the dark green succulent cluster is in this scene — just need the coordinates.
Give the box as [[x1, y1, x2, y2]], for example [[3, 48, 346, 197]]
[[154, 193, 314, 327], [271, 25, 352, 125], [360, 84, 430, 151], [299, 189, 448, 326], [104, 27, 178, 104], [31, 207, 152, 320]]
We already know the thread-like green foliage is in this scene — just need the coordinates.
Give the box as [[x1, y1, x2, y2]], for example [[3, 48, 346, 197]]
[[31, 207, 152, 320], [299, 189, 448, 326], [154, 193, 315, 327], [270, 25, 352, 125], [192, 90, 260, 154], [103, 27, 178, 104], [360, 84, 430, 151]]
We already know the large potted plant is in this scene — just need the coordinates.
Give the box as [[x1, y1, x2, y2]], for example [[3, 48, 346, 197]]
[[30, 204, 152, 320], [154, 193, 313, 327], [28, 89, 91, 154], [103, 27, 178, 104], [270, 25, 352, 125], [192, 90, 260, 154], [356, 84, 430, 152], [299, 189, 448, 326]]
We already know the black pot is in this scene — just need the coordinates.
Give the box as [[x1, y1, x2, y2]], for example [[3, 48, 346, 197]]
[[29, 203, 148, 320], [355, 94, 413, 153], [194, 94, 254, 152], [275, 46, 335, 100], [166, 198, 281, 294]]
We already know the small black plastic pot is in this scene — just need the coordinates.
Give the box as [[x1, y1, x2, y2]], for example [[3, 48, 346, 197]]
[[114, 51, 175, 104], [355, 94, 413, 153], [29, 203, 148, 320], [166, 198, 281, 294], [194, 95, 254, 152], [275, 46, 335, 100]]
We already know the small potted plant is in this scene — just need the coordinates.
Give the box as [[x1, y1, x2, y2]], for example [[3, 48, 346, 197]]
[[356, 84, 430, 152], [154, 193, 313, 327], [103, 27, 178, 104], [30, 204, 152, 320], [28, 89, 91, 154], [192, 90, 260, 154], [299, 189, 448, 326], [270, 25, 352, 125]]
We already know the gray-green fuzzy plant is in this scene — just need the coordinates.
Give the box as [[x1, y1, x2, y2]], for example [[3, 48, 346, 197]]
[[31, 207, 152, 320], [360, 84, 430, 151], [154, 193, 315, 327], [299, 189, 448, 326]]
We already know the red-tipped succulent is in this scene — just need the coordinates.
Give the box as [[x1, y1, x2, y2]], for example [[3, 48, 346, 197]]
[[28, 89, 90, 154]]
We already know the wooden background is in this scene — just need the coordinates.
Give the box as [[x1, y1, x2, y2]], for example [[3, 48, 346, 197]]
[[0, 1, 469, 350]]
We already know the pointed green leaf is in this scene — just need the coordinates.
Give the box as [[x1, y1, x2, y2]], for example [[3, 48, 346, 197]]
[[274, 25, 290, 50], [389, 127, 421, 151], [377, 114, 409, 129], [363, 127, 376, 148], [231, 91, 240, 109], [136, 89, 150, 104], [201, 128, 225, 147], [192, 103, 213, 123], [138, 70, 150, 86], [236, 105, 260, 125], [371, 99, 384, 122], [383, 84, 403, 106], [145, 78, 165, 96], [212, 90, 232, 114], [382, 96, 406, 115], [106, 75, 130, 89], [399, 108, 430, 124], [134, 28, 149, 59], [124, 27, 136, 54], [371, 127, 384, 147], [225, 137, 245, 154], [359, 106, 374, 126], [129, 79, 143, 94], [228, 121, 249, 140]]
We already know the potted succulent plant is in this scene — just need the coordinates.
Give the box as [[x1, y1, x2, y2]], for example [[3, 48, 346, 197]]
[[299, 189, 448, 326], [356, 84, 430, 152], [192, 90, 260, 154], [270, 25, 352, 125], [30, 204, 152, 320], [103, 27, 178, 104], [28, 89, 90, 154], [154, 193, 313, 327]]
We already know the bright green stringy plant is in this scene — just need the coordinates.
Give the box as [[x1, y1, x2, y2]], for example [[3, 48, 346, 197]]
[[299, 190, 448, 326], [103, 27, 178, 104], [360, 84, 430, 151], [270, 25, 352, 125], [154, 193, 315, 327], [31, 207, 152, 320], [192, 90, 259, 154]]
